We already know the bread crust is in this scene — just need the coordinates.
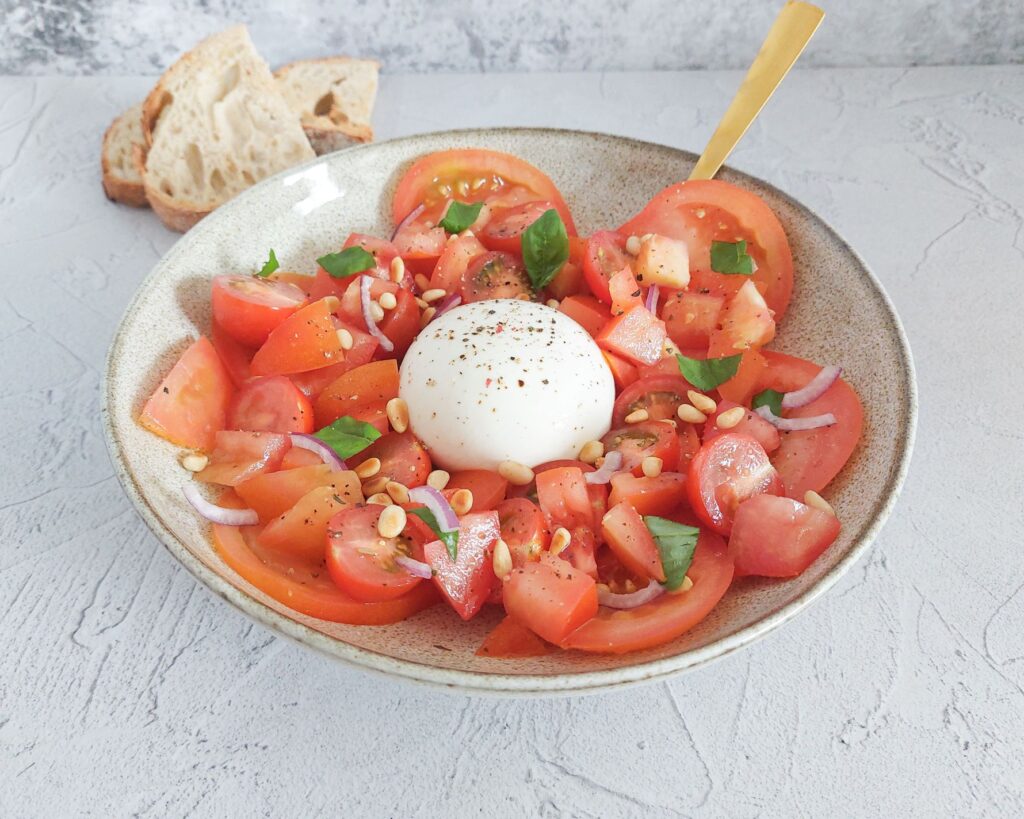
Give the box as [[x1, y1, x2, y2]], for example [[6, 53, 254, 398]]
[[100, 108, 149, 208]]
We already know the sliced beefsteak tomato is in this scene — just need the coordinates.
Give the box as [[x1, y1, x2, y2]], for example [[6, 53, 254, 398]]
[[729, 494, 841, 577], [195, 430, 289, 486]]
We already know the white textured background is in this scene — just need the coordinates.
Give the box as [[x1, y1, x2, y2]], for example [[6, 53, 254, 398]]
[[1, 0, 1022, 74]]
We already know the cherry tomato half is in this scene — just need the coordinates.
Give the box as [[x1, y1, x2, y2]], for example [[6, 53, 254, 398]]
[[227, 376, 314, 434], [211, 275, 307, 348]]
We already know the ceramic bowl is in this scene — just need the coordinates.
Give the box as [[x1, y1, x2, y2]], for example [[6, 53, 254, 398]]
[[103, 128, 916, 695]]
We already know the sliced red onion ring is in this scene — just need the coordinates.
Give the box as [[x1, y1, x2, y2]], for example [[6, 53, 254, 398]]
[[755, 405, 837, 431], [360, 274, 395, 353], [781, 365, 842, 409], [645, 284, 660, 314], [289, 433, 346, 471], [391, 203, 424, 242], [407, 485, 460, 533], [183, 483, 258, 526], [598, 580, 666, 610], [395, 555, 433, 579], [584, 450, 623, 485], [430, 293, 462, 322]]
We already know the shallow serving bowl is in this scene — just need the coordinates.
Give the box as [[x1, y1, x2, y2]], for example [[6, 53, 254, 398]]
[[103, 128, 916, 695]]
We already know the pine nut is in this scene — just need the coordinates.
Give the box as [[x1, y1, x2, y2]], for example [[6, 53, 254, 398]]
[[322, 296, 340, 312], [354, 457, 381, 479], [716, 406, 745, 429], [687, 390, 717, 415], [369, 301, 385, 323], [625, 235, 642, 255], [680, 576, 694, 592], [379, 292, 398, 311], [804, 490, 836, 517], [492, 538, 513, 580], [415, 296, 429, 310], [641, 456, 663, 478], [420, 307, 436, 328], [625, 408, 649, 424], [389, 256, 405, 282], [363, 475, 389, 496], [451, 489, 474, 516], [677, 404, 707, 424], [422, 288, 446, 304], [385, 480, 410, 505], [550, 527, 571, 555], [427, 469, 450, 490], [515, 292, 531, 301], [579, 440, 604, 464], [386, 397, 409, 433], [498, 460, 534, 486], [336, 328, 354, 350], [640, 233, 653, 242], [181, 453, 208, 472], [367, 492, 393, 506], [414, 274, 431, 291], [377, 505, 407, 539], [546, 299, 560, 309]]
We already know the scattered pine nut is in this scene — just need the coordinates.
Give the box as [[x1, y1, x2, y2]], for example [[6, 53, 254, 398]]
[[420, 306, 436, 328], [498, 460, 534, 486], [336, 328, 354, 350], [594, 455, 605, 469], [625, 235, 642, 256], [546, 299, 560, 309], [386, 397, 409, 433], [804, 490, 836, 517], [368, 301, 385, 323], [377, 504, 407, 539], [716, 406, 745, 429], [321, 296, 340, 313], [550, 527, 571, 555], [625, 408, 649, 424], [355, 457, 381, 479], [641, 456, 663, 478], [515, 293, 531, 301], [422, 288, 446, 304], [687, 390, 717, 415], [414, 273, 431, 291], [389, 256, 405, 282], [379, 292, 398, 310], [367, 492, 393, 506], [427, 469, 450, 491], [492, 538, 513, 579], [181, 453, 208, 472], [640, 233, 653, 242], [677, 404, 707, 424], [451, 489, 474, 516], [362, 475, 389, 496], [624, 579, 637, 593], [385, 480, 410, 505], [415, 296, 429, 310], [579, 440, 604, 464], [680, 576, 694, 591]]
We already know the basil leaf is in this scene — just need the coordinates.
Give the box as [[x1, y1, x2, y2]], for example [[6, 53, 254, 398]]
[[439, 201, 483, 234], [644, 516, 699, 590], [408, 507, 459, 561], [710, 240, 754, 275], [522, 209, 569, 291], [676, 353, 743, 391], [752, 388, 784, 417], [313, 416, 381, 460], [317, 247, 375, 279], [256, 248, 279, 278]]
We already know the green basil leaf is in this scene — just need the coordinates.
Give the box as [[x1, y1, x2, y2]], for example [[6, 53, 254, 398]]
[[644, 516, 699, 590], [313, 416, 381, 460], [752, 388, 784, 417], [439, 201, 484, 234], [408, 507, 459, 561], [522, 209, 569, 291], [676, 353, 743, 391], [256, 248, 279, 278], [317, 247, 375, 279], [710, 240, 754, 275]]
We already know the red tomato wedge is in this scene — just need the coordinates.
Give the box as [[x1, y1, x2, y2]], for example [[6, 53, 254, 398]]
[[559, 295, 610, 338], [716, 348, 768, 406], [602, 420, 681, 475], [289, 322, 378, 399], [618, 179, 794, 319], [446, 470, 509, 512], [757, 351, 864, 498], [536, 467, 594, 530], [661, 291, 724, 351], [479, 201, 553, 254], [236, 465, 363, 523], [430, 234, 487, 292], [211, 275, 307, 348], [496, 498, 549, 566], [602, 350, 639, 391], [424, 512, 501, 620], [343, 233, 413, 288], [612, 375, 692, 427], [361, 431, 432, 488], [596, 305, 666, 366], [703, 400, 780, 454], [226, 375, 314, 434], [461, 251, 533, 302], [503, 554, 598, 645], [608, 472, 688, 517], [557, 525, 600, 579], [313, 359, 399, 428], [140, 336, 234, 452], [257, 484, 349, 562], [251, 298, 344, 376], [195, 430, 289, 486], [608, 267, 643, 316], [729, 494, 841, 578], [601, 501, 666, 582], [476, 616, 552, 658], [677, 423, 702, 472], [210, 320, 254, 388], [562, 529, 733, 654], [582, 231, 630, 304], [709, 279, 775, 353]]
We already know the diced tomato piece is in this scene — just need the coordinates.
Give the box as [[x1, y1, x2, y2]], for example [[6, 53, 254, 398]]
[[608, 267, 643, 316], [634, 234, 689, 289], [557, 525, 599, 579], [502, 554, 598, 645], [393, 218, 447, 275], [547, 261, 585, 300], [140, 336, 234, 452], [279, 447, 323, 469], [236, 464, 363, 523], [559, 294, 610, 337], [602, 350, 639, 390], [536, 466, 594, 530], [272, 272, 314, 298], [461, 251, 533, 302], [307, 268, 350, 302], [608, 472, 688, 517], [476, 616, 552, 658], [582, 230, 630, 304], [446, 470, 509, 511], [257, 485, 350, 562], [430, 233, 487, 292], [601, 501, 666, 582], [211, 275, 307, 348], [376, 287, 421, 357], [715, 349, 768, 405], [211, 320, 254, 388], [195, 430, 289, 486], [479, 200, 553, 254], [343, 233, 412, 288], [313, 359, 399, 428], [602, 421, 681, 475], [703, 400, 780, 453], [496, 498, 549, 567], [424, 512, 501, 620], [288, 322, 379, 399], [226, 375, 314, 434], [251, 298, 344, 376], [612, 375, 691, 427], [729, 494, 841, 577], [596, 305, 666, 366], [709, 279, 775, 353], [662, 291, 724, 350], [361, 431, 432, 488]]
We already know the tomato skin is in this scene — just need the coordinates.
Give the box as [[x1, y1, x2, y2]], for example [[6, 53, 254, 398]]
[[559, 295, 610, 337], [558, 525, 600, 579], [536, 467, 595, 530], [662, 291, 724, 351], [430, 234, 487, 292], [376, 287, 421, 358], [608, 472, 688, 517], [601, 501, 666, 582], [361, 431, 432, 488], [289, 322, 378, 399], [687, 433, 782, 535], [140, 336, 234, 452], [612, 375, 692, 427], [424, 512, 501, 620], [211, 320, 254, 388], [461, 251, 533, 302], [495, 498, 549, 566], [195, 430, 290, 486], [479, 201, 553, 254], [608, 267, 643, 316], [447, 470, 509, 512], [596, 305, 667, 366], [236, 465, 363, 523], [602, 350, 639, 391], [710, 279, 775, 353], [703, 400, 780, 454], [257, 485, 348, 562], [251, 298, 345, 376], [547, 260, 585, 300], [729, 494, 841, 577], [343, 233, 414, 289], [502, 554, 598, 645], [582, 231, 630, 304], [313, 359, 399, 428], [476, 616, 552, 658], [562, 528, 733, 654], [211, 275, 307, 348], [677, 423, 702, 472], [602, 421, 681, 475], [226, 375, 314, 434], [715, 348, 768, 406]]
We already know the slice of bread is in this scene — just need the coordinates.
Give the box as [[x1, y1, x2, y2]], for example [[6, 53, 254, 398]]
[[275, 57, 379, 155], [140, 25, 316, 232], [100, 103, 149, 207]]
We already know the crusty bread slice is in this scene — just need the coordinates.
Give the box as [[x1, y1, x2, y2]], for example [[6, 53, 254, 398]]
[[140, 25, 315, 232], [100, 103, 149, 207], [274, 57, 379, 155]]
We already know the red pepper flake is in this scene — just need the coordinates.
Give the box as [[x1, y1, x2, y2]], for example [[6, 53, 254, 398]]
[[485, 378, 493, 387], [495, 323, 504, 333]]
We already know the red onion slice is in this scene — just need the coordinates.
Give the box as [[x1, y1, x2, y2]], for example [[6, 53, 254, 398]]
[[395, 555, 433, 579], [584, 450, 623, 485], [183, 483, 258, 526], [431, 293, 462, 322], [289, 433, 346, 471], [598, 580, 666, 610], [755, 405, 837, 431], [781, 365, 842, 409], [645, 284, 660, 314], [407, 485, 460, 533], [391, 203, 424, 242], [360, 274, 395, 353]]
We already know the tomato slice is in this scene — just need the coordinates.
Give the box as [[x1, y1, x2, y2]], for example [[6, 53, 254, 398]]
[[479, 200, 553, 254], [361, 431, 432, 488], [226, 375, 313, 434], [313, 359, 399, 428], [612, 375, 692, 427], [140, 336, 234, 452], [424, 511, 501, 620], [236, 464, 363, 523], [251, 298, 345, 376], [211, 275, 307, 348], [559, 295, 609, 337], [562, 529, 733, 653], [503, 554, 598, 644], [582, 231, 630, 304], [661, 291, 724, 351], [460, 251, 532, 302], [608, 472, 688, 517], [729, 494, 841, 578], [601, 501, 666, 582], [595, 305, 666, 366], [715, 348, 768, 406], [257, 484, 349, 561], [430, 233, 487, 292], [687, 433, 782, 534], [446, 469, 509, 511], [495, 497, 549, 566], [195, 430, 289, 486], [289, 322, 379, 399], [677, 423, 702, 472], [703, 400, 780, 454], [476, 616, 552, 658], [325, 504, 433, 602], [536, 466, 594, 530], [211, 320, 254, 388], [602, 420, 681, 474]]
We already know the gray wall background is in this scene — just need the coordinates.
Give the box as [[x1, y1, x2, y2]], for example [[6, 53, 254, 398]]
[[2, 0, 1021, 75]]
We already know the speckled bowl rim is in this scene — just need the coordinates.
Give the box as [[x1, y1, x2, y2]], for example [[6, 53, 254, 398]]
[[103, 127, 917, 696]]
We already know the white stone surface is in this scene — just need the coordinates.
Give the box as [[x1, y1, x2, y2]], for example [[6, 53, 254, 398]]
[[1, 67, 1023, 816]]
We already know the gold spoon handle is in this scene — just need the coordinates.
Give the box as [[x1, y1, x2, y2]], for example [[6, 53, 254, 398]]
[[689, 1, 825, 181]]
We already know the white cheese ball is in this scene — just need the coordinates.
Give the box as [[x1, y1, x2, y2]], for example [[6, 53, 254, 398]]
[[399, 299, 615, 471]]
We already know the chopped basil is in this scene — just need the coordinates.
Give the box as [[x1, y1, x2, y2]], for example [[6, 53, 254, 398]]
[[317, 246, 375, 278], [676, 353, 742, 391], [710, 240, 754, 275], [313, 416, 381, 459], [752, 388, 784, 417], [256, 248, 279, 278], [408, 507, 459, 561], [644, 516, 699, 590], [522, 209, 569, 291], [439, 201, 483, 234]]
